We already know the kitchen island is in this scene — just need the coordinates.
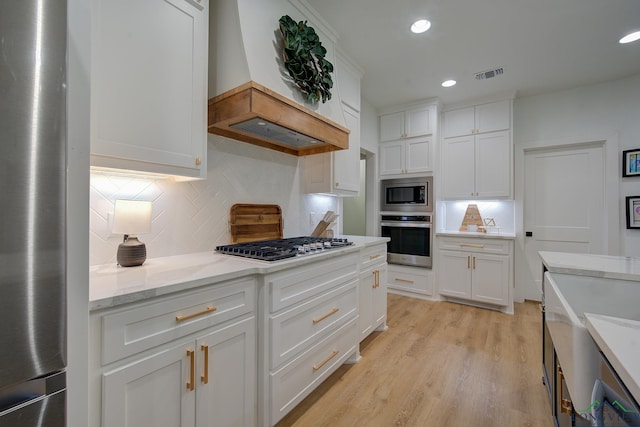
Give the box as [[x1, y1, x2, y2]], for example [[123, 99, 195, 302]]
[[89, 235, 389, 427], [539, 251, 640, 425]]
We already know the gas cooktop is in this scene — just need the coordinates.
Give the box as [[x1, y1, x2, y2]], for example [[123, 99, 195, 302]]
[[215, 236, 353, 261]]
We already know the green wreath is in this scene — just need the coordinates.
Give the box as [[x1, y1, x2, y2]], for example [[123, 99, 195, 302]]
[[278, 15, 333, 104]]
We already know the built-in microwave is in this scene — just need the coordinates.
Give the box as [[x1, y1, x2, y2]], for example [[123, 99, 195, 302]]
[[380, 177, 433, 212]]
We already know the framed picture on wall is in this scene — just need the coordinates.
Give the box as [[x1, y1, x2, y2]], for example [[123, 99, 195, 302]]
[[626, 196, 640, 229], [622, 148, 640, 177]]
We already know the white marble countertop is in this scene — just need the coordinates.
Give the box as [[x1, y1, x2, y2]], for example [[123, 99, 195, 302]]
[[540, 251, 640, 282], [585, 313, 640, 405], [90, 236, 388, 311], [436, 230, 516, 239]]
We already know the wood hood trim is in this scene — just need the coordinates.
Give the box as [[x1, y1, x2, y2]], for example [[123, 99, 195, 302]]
[[207, 81, 349, 156]]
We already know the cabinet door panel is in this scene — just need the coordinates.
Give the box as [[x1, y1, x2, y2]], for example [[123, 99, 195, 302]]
[[471, 254, 509, 306], [438, 250, 472, 299], [442, 135, 475, 198], [379, 141, 405, 176], [92, 0, 206, 176], [406, 137, 432, 173], [196, 317, 256, 427], [102, 341, 195, 427], [333, 106, 361, 193], [475, 100, 510, 134], [443, 107, 475, 138], [475, 131, 511, 198], [405, 106, 432, 137], [379, 112, 405, 142], [358, 269, 374, 341], [372, 264, 388, 326]]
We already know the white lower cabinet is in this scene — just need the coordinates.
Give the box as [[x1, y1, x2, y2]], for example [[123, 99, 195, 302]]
[[90, 277, 257, 427], [358, 243, 388, 342], [386, 264, 434, 299], [437, 236, 513, 313], [263, 253, 360, 426]]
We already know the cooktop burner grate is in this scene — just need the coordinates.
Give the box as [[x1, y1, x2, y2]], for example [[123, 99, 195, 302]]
[[215, 236, 353, 261]]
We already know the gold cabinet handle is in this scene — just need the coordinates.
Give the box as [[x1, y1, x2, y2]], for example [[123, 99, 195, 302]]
[[373, 270, 380, 288], [460, 243, 485, 248], [369, 254, 381, 260], [313, 307, 340, 324], [468, 255, 471, 269], [313, 350, 339, 371], [186, 349, 195, 391], [394, 277, 414, 284], [176, 306, 217, 322], [195, 156, 202, 166], [473, 256, 476, 270], [201, 344, 209, 384]]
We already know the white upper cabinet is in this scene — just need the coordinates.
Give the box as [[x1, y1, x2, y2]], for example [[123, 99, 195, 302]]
[[443, 99, 510, 138], [379, 136, 432, 176], [304, 51, 362, 196], [380, 104, 434, 142], [90, 0, 208, 179]]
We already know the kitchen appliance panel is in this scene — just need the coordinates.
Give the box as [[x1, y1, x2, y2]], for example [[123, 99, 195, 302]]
[[381, 177, 433, 212], [0, 0, 67, 421]]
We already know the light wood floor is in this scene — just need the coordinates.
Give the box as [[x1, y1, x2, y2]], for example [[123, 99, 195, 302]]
[[276, 294, 554, 427]]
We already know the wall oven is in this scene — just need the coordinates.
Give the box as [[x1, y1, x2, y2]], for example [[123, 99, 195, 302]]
[[380, 214, 432, 268], [381, 177, 433, 213]]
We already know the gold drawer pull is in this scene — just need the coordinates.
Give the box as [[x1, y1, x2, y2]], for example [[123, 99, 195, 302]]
[[369, 254, 381, 259], [313, 350, 339, 371], [460, 243, 485, 248], [176, 306, 217, 322], [201, 344, 209, 384], [394, 277, 414, 284], [312, 307, 339, 324], [186, 349, 195, 391]]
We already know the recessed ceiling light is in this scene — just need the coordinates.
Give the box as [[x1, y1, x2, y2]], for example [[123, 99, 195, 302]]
[[441, 80, 456, 88], [411, 19, 431, 34], [619, 31, 640, 44]]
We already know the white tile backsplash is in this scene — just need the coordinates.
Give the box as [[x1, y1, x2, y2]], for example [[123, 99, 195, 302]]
[[89, 135, 338, 265]]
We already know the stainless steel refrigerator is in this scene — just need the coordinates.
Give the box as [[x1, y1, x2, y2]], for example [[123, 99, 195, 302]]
[[0, 0, 68, 425]]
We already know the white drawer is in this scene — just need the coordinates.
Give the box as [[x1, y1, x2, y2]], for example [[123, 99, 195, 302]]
[[360, 243, 387, 270], [438, 237, 510, 255], [387, 264, 433, 296], [270, 318, 358, 425], [270, 280, 357, 369], [100, 277, 256, 365], [267, 253, 358, 313]]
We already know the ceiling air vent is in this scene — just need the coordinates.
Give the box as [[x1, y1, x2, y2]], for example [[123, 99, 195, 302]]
[[474, 67, 504, 80]]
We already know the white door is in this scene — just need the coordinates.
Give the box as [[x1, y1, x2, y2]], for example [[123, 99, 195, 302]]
[[523, 143, 605, 299]]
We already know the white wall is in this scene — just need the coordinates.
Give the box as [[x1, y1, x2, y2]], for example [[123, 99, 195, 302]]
[[512, 72, 640, 299], [89, 135, 338, 265]]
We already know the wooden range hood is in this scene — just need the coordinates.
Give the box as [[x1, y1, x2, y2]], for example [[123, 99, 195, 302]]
[[207, 81, 349, 156]]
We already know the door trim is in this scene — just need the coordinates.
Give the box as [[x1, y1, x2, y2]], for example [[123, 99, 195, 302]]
[[514, 133, 620, 302]]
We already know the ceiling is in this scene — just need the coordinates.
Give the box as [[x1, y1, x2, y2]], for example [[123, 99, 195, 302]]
[[305, 0, 640, 109]]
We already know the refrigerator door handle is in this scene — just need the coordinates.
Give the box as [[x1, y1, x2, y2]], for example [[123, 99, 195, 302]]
[[0, 371, 66, 415]]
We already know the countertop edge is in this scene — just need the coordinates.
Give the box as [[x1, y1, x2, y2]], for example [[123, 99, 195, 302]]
[[90, 236, 389, 311], [584, 313, 640, 406], [539, 251, 640, 282], [436, 231, 516, 239]]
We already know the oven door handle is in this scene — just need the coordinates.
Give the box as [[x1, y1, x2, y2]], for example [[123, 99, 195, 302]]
[[380, 222, 431, 228]]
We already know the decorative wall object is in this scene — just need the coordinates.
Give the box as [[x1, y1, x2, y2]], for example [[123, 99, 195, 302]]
[[622, 148, 640, 177], [278, 15, 333, 103], [626, 196, 640, 229]]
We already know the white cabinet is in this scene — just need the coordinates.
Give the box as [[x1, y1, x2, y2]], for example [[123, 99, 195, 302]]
[[304, 52, 362, 196], [303, 104, 361, 196], [264, 254, 360, 425], [437, 236, 513, 313], [90, 277, 257, 427], [379, 136, 432, 176], [386, 264, 434, 300], [441, 130, 511, 198], [443, 100, 510, 138], [358, 243, 388, 342], [90, 0, 208, 179], [380, 105, 434, 141]]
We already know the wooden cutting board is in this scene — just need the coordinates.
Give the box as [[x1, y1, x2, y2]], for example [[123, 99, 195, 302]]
[[229, 204, 283, 243]]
